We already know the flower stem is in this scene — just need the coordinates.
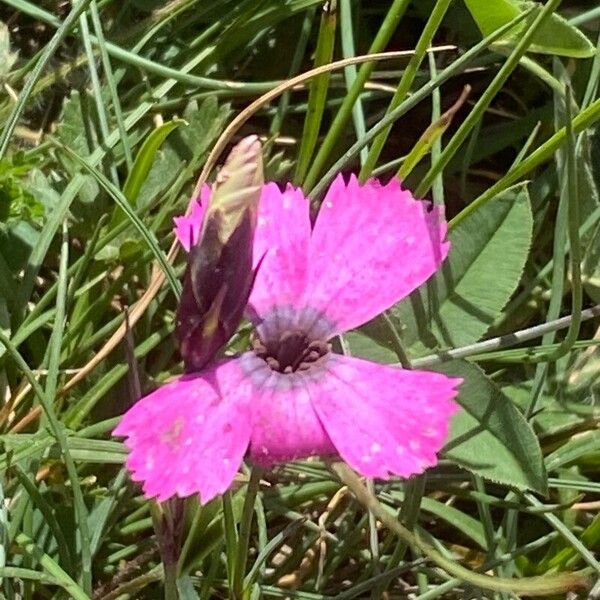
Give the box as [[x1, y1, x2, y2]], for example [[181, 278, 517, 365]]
[[164, 563, 178, 600], [233, 466, 263, 599], [222, 490, 238, 592], [332, 463, 589, 596], [150, 499, 185, 600]]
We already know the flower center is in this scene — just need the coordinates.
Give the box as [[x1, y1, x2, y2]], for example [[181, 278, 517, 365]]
[[252, 330, 330, 374]]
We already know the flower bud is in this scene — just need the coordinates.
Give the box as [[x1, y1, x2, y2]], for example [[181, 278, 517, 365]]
[[176, 136, 263, 371]]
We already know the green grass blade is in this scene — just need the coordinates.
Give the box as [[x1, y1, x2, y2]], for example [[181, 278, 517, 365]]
[[450, 96, 600, 229], [14, 534, 90, 600], [44, 221, 92, 593], [309, 9, 532, 201], [14, 176, 81, 323], [0, 332, 92, 594], [360, 0, 453, 179], [545, 86, 583, 361], [12, 465, 74, 573], [89, 0, 134, 169], [55, 142, 181, 298], [339, 0, 368, 165], [304, 0, 411, 190], [294, 2, 337, 184], [415, 0, 563, 197], [77, 9, 119, 186]]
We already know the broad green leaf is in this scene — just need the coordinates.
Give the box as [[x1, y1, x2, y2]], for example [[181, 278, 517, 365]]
[[464, 0, 595, 58], [181, 99, 233, 163], [349, 184, 533, 360], [506, 383, 591, 437], [437, 361, 547, 493], [464, 0, 521, 36], [0, 159, 51, 289], [403, 184, 532, 352]]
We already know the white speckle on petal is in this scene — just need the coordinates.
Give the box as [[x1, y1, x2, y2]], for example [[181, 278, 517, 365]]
[[370, 442, 381, 454]]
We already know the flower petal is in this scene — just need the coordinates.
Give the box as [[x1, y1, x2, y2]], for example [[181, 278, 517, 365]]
[[307, 175, 449, 335], [113, 359, 252, 503], [311, 355, 461, 479], [173, 185, 210, 251], [248, 183, 311, 319], [240, 353, 335, 465]]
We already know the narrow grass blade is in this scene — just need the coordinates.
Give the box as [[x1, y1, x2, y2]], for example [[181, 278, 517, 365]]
[[304, 0, 410, 190], [360, 0, 453, 179], [15, 533, 90, 600], [294, 2, 337, 184], [55, 142, 181, 298], [415, 0, 564, 197]]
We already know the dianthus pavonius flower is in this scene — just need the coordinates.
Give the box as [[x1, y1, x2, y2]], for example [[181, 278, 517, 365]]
[[114, 136, 461, 503]]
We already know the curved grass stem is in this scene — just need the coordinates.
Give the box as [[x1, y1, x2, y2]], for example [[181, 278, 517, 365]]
[[333, 463, 589, 596]]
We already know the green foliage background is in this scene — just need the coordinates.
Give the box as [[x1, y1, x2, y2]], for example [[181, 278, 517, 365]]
[[0, 0, 599, 597]]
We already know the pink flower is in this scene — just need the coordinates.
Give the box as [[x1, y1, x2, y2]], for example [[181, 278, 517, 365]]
[[173, 187, 207, 252], [114, 175, 461, 503]]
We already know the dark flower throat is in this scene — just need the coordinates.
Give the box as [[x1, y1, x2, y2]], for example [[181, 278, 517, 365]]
[[252, 330, 330, 374]]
